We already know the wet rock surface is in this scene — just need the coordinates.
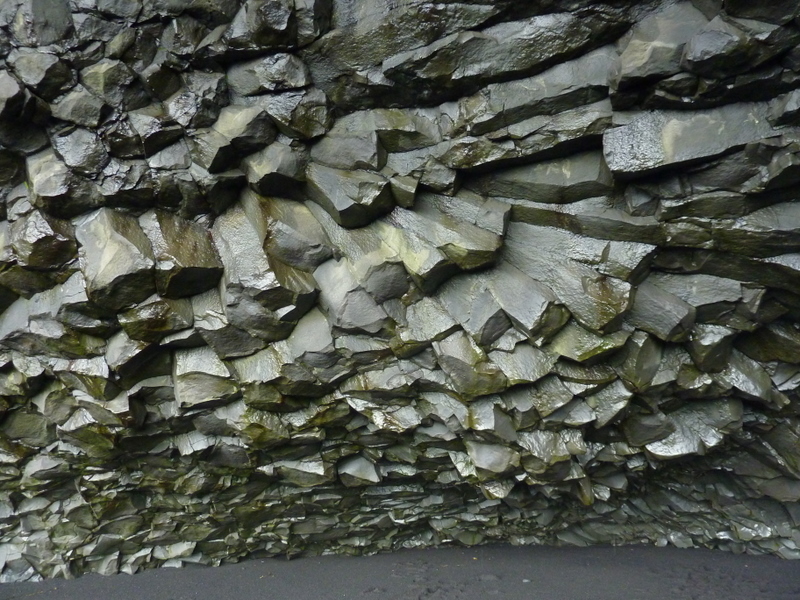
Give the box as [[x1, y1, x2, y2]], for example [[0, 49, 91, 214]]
[[1, 0, 800, 584]]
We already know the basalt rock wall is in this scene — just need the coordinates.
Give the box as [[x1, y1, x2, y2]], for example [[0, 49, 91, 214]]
[[1, 0, 800, 581]]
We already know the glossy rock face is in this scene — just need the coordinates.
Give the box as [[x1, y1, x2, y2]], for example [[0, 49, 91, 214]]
[[1, 0, 800, 582]]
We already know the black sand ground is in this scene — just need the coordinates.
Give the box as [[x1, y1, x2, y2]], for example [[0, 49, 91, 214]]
[[1, 544, 799, 600]]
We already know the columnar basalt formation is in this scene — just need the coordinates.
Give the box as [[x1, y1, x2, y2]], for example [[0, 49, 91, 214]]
[[1, 0, 800, 581]]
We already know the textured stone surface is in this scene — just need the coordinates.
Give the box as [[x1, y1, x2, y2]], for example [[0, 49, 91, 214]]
[[1, 0, 800, 585]]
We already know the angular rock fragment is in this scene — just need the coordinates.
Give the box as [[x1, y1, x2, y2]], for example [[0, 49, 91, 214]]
[[174, 346, 239, 410], [26, 149, 101, 218], [0, 411, 53, 448], [383, 12, 625, 103], [626, 279, 696, 342], [262, 198, 333, 271], [223, 0, 296, 52], [52, 271, 117, 336], [468, 151, 613, 204], [259, 88, 332, 140], [769, 90, 800, 126], [8, 50, 73, 101], [128, 105, 183, 157], [548, 321, 630, 365], [614, 330, 662, 392], [393, 296, 459, 356], [723, 0, 800, 24], [191, 288, 265, 359], [80, 60, 149, 110], [713, 202, 800, 257], [306, 163, 394, 228], [0, 289, 106, 359], [689, 324, 737, 371], [604, 102, 783, 178], [0, 72, 25, 122], [646, 272, 743, 323], [736, 321, 800, 364], [10, 210, 76, 270], [50, 85, 106, 128], [454, 47, 616, 136], [338, 454, 381, 487], [74, 208, 155, 311], [9, 0, 73, 47], [165, 71, 228, 129], [488, 343, 556, 387], [313, 258, 388, 334], [51, 127, 109, 176], [139, 210, 223, 298], [431, 100, 613, 172], [504, 223, 634, 333], [438, 275, 511, 348], [585, 379, 631, 428], [212, 105, 277, 154], [433, 331, 507, 398], [623, 411, 675, 447], [517, 430, 571, 481], [310, 131, 387, 171], [645, 399, 742, 459], [243, 141, 306, 196], [381, 193, 504, 276], [187, 128, 238, 174], [228, 54, 310, 96], [465, 440, 519, 480], [718, 350, 788, 409], [611, 2, 708, 90], [118, 295, 193, 343]]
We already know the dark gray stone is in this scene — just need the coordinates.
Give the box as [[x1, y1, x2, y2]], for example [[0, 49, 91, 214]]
[[604, 102, 782, 178], [382, 12, 625, 104], [50, 85, 106, 128], [243, 140, 307, 196], [258, 88, 332, 140], [468, 151, 613, 204], [74, 208, 155, 311], [51, 127, 109, 177], [80, 60, 149, 110], [9, 0, 73, 47], [10, 210, 75, 270], [612, 2, 708, 90], [306, 163, 393, 228], [26, 149, 102, 218], [310, 131, 387, 171], [8, 50, 73, 101], [212, 104, 277, 155], [139, 210, 223, 298], [723, 0, 800, 24], [627, 279, 697, 342], [223, 0, 296, 52], [227, 54, 311, 96]]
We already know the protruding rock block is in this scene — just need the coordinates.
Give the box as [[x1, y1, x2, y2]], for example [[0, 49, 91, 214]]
[[10, 210, 76, 270], [468, 151, 613, 204], [626, 279, 696, 342], [212, 105, 277, 154], [174, 346, 239, 410], [306, 163, 394, 228], [139, 210, 223, 299], [611, 2, 708, 90], [313, 258, 389, 334], [382, 12, 626, 102], [227, 54, 311, 96], [243, 141, 306, 196], [604, 102, 782, 178], [74, 208, 155, 311], [118, 295, 193, 343]]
